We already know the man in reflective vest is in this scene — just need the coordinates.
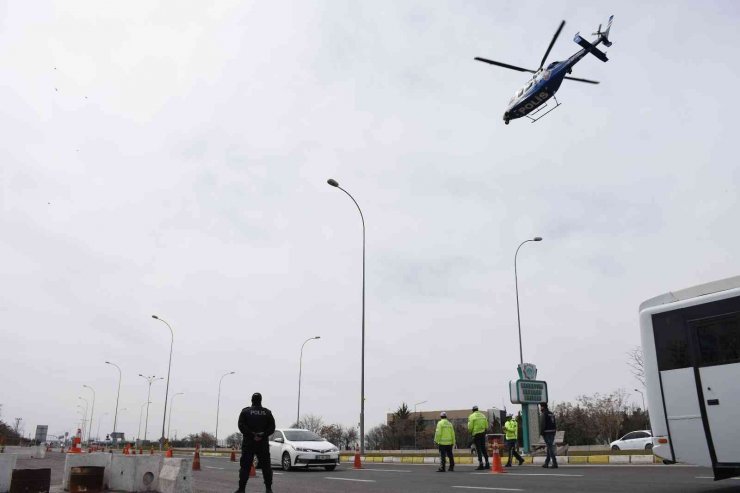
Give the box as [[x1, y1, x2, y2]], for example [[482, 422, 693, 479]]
[[504, 414, 524, 467], [434, 412, 456, 472], [468, 405, 490, 470]]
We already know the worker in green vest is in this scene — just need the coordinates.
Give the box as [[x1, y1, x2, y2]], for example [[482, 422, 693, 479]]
[[468, 405, 490, 470], [504, 414, 524, 467], [434, 412, 456, 472]]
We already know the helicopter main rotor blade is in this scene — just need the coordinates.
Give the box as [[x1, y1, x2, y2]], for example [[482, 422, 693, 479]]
[[474, 57, 536, 74], [564, 75, 600, 84], [539, 20, 566, 70]]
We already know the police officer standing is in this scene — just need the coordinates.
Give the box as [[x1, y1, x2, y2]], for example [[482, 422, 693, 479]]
[[539, 402, 558, 469], [504, 414, 524, 467], [467, 405, 489, 470], [236, 392, 275, 493], [434, 412, 456, 472]]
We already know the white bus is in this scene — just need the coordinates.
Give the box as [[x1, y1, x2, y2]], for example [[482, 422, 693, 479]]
[[639, 275, 740, 481]]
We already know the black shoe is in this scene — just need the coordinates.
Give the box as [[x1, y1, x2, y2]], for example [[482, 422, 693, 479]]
[[234, 490, 245, 493], [505, 463, 511, 467], [518, 458, 525, 466], [449, 466, 454, 471], [485, 463, 490, 469], [266, 488, 273, 493], [552, 464, 559, 469], [542, 464, 549, 468], [475, 464, 485, 470], [436, 467, 445, 472]]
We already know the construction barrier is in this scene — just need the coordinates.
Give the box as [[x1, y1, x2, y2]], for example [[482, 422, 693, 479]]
[[108, 455, 162, 492], [159, 458, 193, 493], [62, 453, 112, 491], [0, 454, 17, 493]]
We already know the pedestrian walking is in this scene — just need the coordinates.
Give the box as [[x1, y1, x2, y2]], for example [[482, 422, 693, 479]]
[[236, 392, 276, 493], [467, 405, 490, 470], [539, 402, 558, 468], [434, 412, 456, 472], [503, 414, 524, 467]]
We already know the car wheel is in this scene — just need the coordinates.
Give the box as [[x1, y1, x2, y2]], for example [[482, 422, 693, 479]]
[[645, 443, 653, 450], [611, 445, 620, 451], [281, 452, 292, 471], [324, 465, 336, 471]]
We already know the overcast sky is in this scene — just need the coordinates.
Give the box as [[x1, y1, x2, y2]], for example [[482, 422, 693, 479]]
[[2, 0, 739, 443]]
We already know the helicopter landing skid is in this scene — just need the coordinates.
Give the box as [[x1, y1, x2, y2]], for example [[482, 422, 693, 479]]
[[526, 95, 561, 123]]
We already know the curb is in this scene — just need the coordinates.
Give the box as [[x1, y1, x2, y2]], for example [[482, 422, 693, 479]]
[[340, 454, 661, 465]]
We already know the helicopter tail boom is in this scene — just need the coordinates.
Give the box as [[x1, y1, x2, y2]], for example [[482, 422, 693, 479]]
[[574, 34, 609, 62], [598, 15, 614, 47]]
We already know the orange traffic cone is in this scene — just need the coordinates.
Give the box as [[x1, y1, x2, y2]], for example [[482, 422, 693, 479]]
[[150, 446, 154, 455], [192, 445, 201, 471], [490, 441, 506, 474], [230, 448, 236, 462], [139, 447, 143, 455], [123, 444, 129, 455], [353, 449, 362, 469], [165, 447, 173, 458]]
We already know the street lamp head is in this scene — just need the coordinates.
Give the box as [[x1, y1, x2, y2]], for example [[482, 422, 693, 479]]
[[534, 237, 543, 241], [152, 314, 159, 319], [105, 361, 110, 364], [327, 178, 339, 187], [314, 336, 321, 340], [229, 371, 236, 375]]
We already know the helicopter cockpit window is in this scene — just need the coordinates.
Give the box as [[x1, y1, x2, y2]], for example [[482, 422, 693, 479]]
[[516, 88, 524, 98], [547, 62, 558, 70]]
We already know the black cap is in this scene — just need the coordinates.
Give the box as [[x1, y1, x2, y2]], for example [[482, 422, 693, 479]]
[[251, 392, 262, 405], [472, 405, 478, 411]]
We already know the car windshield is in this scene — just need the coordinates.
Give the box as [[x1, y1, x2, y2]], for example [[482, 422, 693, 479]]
[[284, 430, 322, 441]]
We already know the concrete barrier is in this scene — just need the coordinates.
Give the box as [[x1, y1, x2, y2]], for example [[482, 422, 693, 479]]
[[588, 455, 610, 464], [532, 456, 546, 465], [63, 453, 112, 490], [0, 454, 18, 493], [159, 458, 192, 493], [108, 455, 163, 492], [423, 457, 437, 464], [609, 455, 630, 464], [1, 446, 45, 459], [630, 455, 654, 464]]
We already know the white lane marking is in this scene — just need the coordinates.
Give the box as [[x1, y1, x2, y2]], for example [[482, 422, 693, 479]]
[[205, 466, 225, 470], [694, 476, 740, 480], [353, 468, 412, 473], [326, 477, 376, 482], [472, 472, 582, 477], [452, 487, 524, 491]]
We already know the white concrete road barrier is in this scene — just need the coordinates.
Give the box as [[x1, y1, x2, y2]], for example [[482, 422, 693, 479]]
[[62, 453, 112, 491], [0, 454, 18, 493], [108, 455, 163, 492], [158, 458, 192, 493]]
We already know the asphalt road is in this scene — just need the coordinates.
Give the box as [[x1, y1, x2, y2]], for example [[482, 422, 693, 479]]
[[12, 453, 740, 493]]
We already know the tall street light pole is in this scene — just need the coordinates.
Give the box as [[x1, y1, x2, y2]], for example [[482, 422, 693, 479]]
[[513, 236, 542, 455], [139, 374, 162, 442], [105, 361, 122, 442], [96, 413, 108, 442], [77, 401, 88, 441], [215, 372, 235, 450], [514, 237, 543, 368], [297, 336, 321, 425], [634, 388, 649, 428], [152, 315, 174, 449], [413, 400, 427, 450], [138, 401, 151, 441], [327, 177, 367, 454], [83, 385, 96, 447], [168, 393, 184, 441]]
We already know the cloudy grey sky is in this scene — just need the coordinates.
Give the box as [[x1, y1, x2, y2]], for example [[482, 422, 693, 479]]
[[2, 0, 739, 442]]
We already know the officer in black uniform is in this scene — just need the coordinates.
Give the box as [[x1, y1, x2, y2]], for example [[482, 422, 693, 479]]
[[236, 392, 276, 493]]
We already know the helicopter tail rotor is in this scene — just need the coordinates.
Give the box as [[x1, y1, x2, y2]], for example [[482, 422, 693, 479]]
[[592, 15, 614, 47]]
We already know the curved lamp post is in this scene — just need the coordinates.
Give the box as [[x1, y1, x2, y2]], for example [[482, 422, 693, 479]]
[[82, 385, 96, 446], [327, 177, 367, 454], [138, 401, 151, 441], [105, 361, 122, 441], [297, 336, 321, 425], [152, 315, 174, 447], [215, 372, 235, 450], [514, 237, 543, 367], [413, 400, 427, 450], [76, 402, 88, 441], [168, 393, 184, 440], [139, 374, 162, 442]]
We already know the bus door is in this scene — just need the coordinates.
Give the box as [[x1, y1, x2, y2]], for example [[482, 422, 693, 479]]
[[690, 312, 740, 466]]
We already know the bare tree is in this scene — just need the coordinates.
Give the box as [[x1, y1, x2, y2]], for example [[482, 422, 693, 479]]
[[341, 426, 358, 450], [297, 414, 324, 434], [225, 432, 243, 449], [627, 346, 645, 387]]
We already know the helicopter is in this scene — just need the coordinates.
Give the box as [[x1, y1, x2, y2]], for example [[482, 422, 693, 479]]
[[475, 15, 614, 124]]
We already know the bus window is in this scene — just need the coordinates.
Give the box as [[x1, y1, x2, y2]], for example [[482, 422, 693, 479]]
[[692, 312, 740, 366], [652, 312, 691, 370]]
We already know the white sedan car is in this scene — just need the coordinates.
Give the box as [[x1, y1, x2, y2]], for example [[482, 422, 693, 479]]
[[610, 430, 654, 451], [269, 428, 340, 471]]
